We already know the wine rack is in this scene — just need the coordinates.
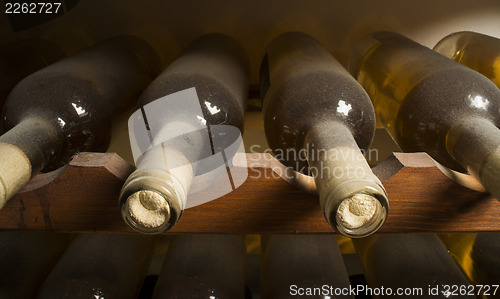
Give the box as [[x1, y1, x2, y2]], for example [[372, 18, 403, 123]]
[[1, 0, 500, 235], [1, 151, 499, 234]]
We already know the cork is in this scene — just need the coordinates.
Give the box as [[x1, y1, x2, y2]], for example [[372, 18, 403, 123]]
[[336, 193, 381, 229], [0, 143, 32, 207], [125, 190, 170, 229]]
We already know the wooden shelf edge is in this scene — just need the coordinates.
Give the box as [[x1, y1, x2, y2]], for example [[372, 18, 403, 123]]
[[0, 152, 499, 234]]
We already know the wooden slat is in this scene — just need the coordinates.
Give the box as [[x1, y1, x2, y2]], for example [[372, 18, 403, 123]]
[[0, 152, 499, 233]]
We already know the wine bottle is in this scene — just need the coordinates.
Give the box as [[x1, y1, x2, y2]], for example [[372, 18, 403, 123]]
[[152, 234, 246, 299], [0, 38, 65, 109], [434, 31, 500, 88], [0, 231, 71, 299], [260, 32, 388, 237], [0, 35, 161, 207], [353, 234, 476, 298], [119, 33, 249, 234], [440, 233, 500, 298], [349, 31, 500, 201], [261, 234, 353, 299], [37, 233, 154, 299]]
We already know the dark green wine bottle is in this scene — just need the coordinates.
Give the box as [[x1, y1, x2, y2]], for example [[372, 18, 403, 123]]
[[152, 234, 246, 299], [261, 32, 388, 237], [0, 36, 160, 207], [119, 34, 249, 234]]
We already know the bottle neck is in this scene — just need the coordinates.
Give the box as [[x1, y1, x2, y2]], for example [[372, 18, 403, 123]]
[[0, 118, 61, 206], [446, 117, 500, 200], [119, 145, 193, 234], [0, 118, 61, 174], [304, 121, 388, 238]]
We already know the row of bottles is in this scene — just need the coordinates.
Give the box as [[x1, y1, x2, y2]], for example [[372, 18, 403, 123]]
[[2, 30, 500, 236], [0, 231, 499, 298]]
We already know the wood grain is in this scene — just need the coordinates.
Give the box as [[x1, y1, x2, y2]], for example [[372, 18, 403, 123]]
[[0, 152, 499, 234]]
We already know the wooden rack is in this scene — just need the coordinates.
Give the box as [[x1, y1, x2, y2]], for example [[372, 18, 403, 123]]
[[1, 152, 499, 234]]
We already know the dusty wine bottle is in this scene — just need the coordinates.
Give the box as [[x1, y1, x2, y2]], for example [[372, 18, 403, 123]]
[[353, 234, 476, 299], [260, 32, 388, 237], [152, 234, 246, 299], [440, 233, 500, 298], [0, 231, 71, 299], [0, 35, 161, 207], [261, 234, 353, 299], [119, 33, 249, 234], [434, 31, 500, 88], [349, 31, 500, 201], [0, 38, 65, 109], [37, 233, 154, 299]]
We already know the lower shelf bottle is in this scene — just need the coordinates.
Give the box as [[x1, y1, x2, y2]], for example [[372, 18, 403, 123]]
[[0, 231, 71, 299], [261, 234, 353, 299], [37, 233, 154, 299], [353, 234, 476, 298], [440, 233, 500, 299], [152, 234, 247, 299]]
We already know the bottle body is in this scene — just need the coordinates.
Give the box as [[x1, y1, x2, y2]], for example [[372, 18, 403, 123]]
[[0, 38, 65, 109], [353, 234, 476, 299], [0, 231, 71, 299], [37, 233, 154, 299], [119, 33, 249, 234], [434, 31, 500, 88], [261, 32, 388, 237], [152, 234, 246, 299], [349, 31, 500, 200], [261, 234, 353, 299], [0, 35, 160, 206]]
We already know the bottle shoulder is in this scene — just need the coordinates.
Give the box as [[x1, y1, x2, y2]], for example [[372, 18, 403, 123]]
[[394, 68, 500, 172], [263, 70, 376, 143]]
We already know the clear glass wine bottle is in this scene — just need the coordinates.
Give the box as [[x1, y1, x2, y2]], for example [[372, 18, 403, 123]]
[[353, 234, 477, 299], [440, 232, 500, 298], [434, 31, 500, 88], [349, 31, 500, 201]]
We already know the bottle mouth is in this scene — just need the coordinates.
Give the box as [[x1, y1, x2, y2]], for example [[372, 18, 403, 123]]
[[122, 189, 172, 234], [324, 181, 389, 238], [119, 170, 185, 234], [334, 193, 387, 238]]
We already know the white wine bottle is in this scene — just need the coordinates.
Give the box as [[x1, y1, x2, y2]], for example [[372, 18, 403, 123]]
[[152, 234, 246, 299], [119, 34, 249, 234], [353, 234, 476, 299], [261, 234, 353, 299], [349, 31, 500, 201], [0, 38, 65, 109], [434, 31, 500, 88], [37, 233, 154, 299], [0, 36, 160, 207], [0, 231, 71, 299], [440, 233, 500, 298], [261, 32, 388, 237]]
